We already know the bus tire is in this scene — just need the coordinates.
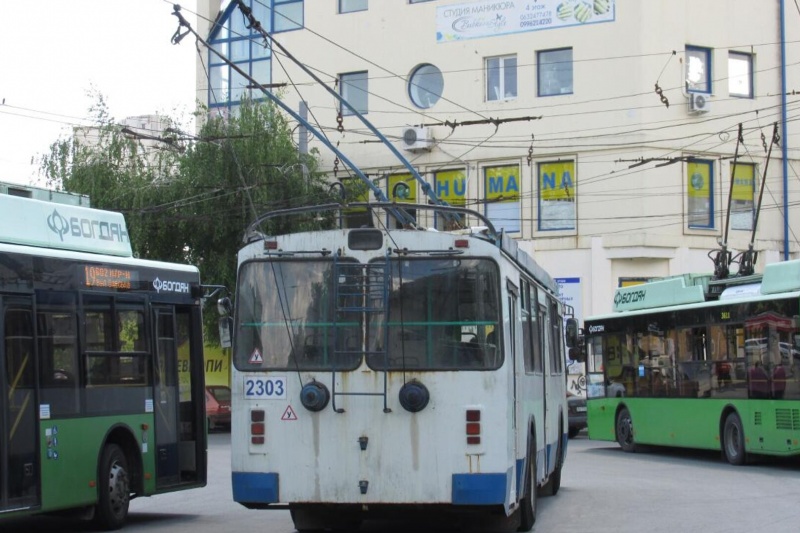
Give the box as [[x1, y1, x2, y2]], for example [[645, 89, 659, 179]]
[[616, 407, 636, 453], [94, 444, 130, 530], [723, 412, 747, 465], [517, 439, 537, 531]]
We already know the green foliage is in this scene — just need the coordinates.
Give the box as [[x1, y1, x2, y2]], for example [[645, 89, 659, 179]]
[[39, 96, 334, 344]]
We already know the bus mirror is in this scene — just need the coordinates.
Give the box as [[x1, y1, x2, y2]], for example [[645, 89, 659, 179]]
[[219, 317, 233, 348], [568, 346, 586, 363], [565, 318, 579, 348], [217, 297, 233, 317]]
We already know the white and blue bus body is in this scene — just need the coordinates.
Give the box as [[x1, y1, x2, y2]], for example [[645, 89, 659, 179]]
[[229, 203, 573, 531]]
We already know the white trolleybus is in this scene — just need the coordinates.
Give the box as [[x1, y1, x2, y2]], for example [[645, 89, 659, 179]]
[[0, 194, 207, 529], [226, 202, 578, 531]]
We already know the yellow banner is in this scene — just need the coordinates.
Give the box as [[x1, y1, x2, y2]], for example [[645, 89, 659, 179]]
[[485, 165, 520, 202], [687, 162, 711, 199], [388, 174, 417, 202], [204, 344, 231, 387], [731, 163, 754, 202], [434, 169, 466, 206], [539, 161, 575, 201]]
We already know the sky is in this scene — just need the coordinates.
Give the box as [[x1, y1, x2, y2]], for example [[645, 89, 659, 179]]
[[0, 0, 200, 187]]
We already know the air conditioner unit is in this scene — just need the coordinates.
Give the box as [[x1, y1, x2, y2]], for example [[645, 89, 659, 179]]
[[689, 93, 710, 114], [401, 127, 432, 152]]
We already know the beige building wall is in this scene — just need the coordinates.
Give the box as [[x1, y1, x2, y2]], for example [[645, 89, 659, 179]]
[[196, 0, 799, 317]]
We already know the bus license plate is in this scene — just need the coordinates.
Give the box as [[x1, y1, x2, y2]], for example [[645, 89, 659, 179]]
[[244, 377, 287, 400]]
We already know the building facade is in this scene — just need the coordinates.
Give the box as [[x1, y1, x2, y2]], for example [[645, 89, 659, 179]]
[[195, 0, 799, 319]]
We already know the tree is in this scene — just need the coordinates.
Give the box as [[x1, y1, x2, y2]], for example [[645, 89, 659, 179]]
[[40, 96, 334, 343]]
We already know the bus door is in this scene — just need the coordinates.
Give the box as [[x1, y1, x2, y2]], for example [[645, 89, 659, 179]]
[[537, 293, 550, 465], [152, 305, 203, 488], [507, 281, 519, 458], [0, 296, 39, 511]]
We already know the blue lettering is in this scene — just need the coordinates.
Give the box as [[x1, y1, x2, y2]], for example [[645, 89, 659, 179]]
[[561, 171, 573, 189], [454, 178, 466, 196], [542, 172, 556, 190], [489, 176, 504, 194], [437, 179, 450, 197], [506, 175, 519, 193]]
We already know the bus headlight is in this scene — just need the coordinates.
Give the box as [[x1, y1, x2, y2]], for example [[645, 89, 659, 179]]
[[300, 381, 330, 412], [399, 380, 430, 413]]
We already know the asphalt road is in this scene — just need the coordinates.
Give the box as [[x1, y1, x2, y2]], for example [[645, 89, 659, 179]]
[[5, 429, 800, 532]]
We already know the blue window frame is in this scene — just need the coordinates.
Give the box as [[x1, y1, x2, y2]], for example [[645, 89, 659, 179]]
[[339, 71, 369, 115], [207, 0, 304, 115], [339, 0, 367, 13], [728, 51, 753, 98], [537, 48, 573, 97], [687, 159, 714, 229], [686, 46, 712, 94]]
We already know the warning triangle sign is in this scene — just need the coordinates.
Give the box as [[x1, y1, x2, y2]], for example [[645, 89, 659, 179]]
[[281, 405, 298, 421], [249, 348, 264, 365]]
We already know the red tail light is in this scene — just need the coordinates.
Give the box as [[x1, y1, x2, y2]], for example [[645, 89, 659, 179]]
[[251, 409, 265, 445], [466, 409, 481, 445]]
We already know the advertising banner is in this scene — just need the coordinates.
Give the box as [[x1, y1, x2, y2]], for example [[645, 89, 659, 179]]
[[437, 0, 616, 43]]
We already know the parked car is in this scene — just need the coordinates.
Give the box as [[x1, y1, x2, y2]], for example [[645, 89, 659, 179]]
[[567, 391, 587, 438], [206, 385, 231, 432]]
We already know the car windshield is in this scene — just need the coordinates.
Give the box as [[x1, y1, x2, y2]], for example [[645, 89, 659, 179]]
[[208, 387, 231, 402]]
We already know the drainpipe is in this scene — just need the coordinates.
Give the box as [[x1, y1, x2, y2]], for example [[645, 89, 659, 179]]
[[780, 0, 790, 260]]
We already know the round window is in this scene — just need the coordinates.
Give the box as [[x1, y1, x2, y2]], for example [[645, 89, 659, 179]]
[[408, 64, 444, 109]]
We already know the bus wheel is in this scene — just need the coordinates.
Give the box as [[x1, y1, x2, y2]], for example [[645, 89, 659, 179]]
[[616, 407, 636, 453], [94, 444, 130, 530], [518, 440, 537, 531], [723, 412, 747, 465]]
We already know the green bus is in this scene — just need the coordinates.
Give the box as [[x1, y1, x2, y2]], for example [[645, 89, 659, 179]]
[[0, 194, 207, 528], [582, 259, 800, 465]]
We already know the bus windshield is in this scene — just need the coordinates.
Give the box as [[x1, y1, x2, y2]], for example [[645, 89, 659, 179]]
[[368, 257, 501, 370], [234, 257, 501, 371]]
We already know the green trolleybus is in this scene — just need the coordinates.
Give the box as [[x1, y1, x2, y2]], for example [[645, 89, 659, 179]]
[[583, 259, 800, 465], [0, 195, 207, 528]]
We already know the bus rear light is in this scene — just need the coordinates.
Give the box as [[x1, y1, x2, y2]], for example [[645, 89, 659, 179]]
[[251, 409, 266, 445], [466, 409, 482, 445], [265, 241, 278, 250], [454, 239, 469, 248]]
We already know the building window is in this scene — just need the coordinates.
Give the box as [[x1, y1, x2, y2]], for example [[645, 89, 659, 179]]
[[274, 0, 304, 31], [538, 161, 576, 231], [339, 0, 367, 13], [729, 51, 753, 98], [433, 169, 466, 230], [486, 55, 517, 101], [408, 64, 444, 109], [731, 162, 756, 231], [538, 48, 573, 97], [687, 159, 714, 229], [686, 46, 712, 94], [485, 164, 521, 234], [208, 1, 304, 114], [340, 71, 369, 115]]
